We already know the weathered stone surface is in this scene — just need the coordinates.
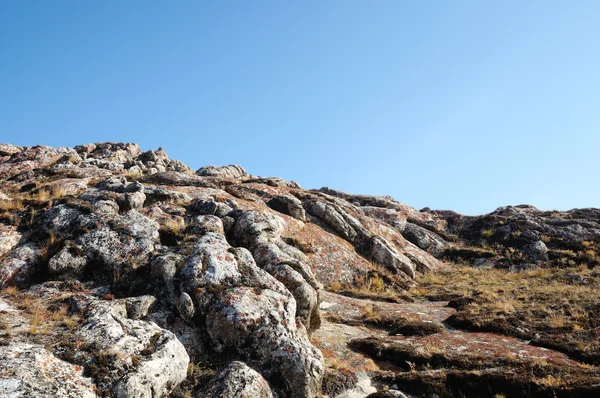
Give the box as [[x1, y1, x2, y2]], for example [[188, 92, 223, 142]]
[[0, 343, 97, 398], [180, 232, 324, 398], [522, 240, 549, 263], [9, 141, 586, 396], [371, 237, 416, 279], [0, 143, 22, 156], [73, 296, 189, 398], [196, 164, 248, 178], [310, 201, 359, 242], [0, 223, 21, 258], [48, 242, 87, 277], [401, 223, 447, 256], [76, 210, 159, 271], [232, 210, 322, 333], [0, 145, 78, 179], [0, 244, 39, 287], [189, 215, 224, 235], [268, 194, 307, 221], [198, 361, 274, 398], [192, 198, 233, 217]]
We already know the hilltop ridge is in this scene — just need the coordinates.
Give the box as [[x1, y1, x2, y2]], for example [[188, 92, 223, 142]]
[[0, 143, 599, 398]]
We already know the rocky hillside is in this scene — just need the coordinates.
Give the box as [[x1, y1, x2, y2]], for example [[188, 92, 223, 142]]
[[0, 143, 598, 398]]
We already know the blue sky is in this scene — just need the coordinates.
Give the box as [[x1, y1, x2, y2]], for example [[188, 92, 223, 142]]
[[1, 1, 599, 214]]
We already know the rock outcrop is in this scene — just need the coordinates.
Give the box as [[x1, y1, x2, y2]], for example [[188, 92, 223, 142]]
[[1, 142, 597, 397]]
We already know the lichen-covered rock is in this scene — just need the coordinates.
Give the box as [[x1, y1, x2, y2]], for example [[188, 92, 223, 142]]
[[72, 296, 189, 398], [198, 361, 274, 398], [191, 198, 233, 217], [189, 215, 224, 235], [310, 201, 359, 242], [0, 145, 78, 179], [232, 210, 322, 333], [76, 210, 159, 271], [1, 141, 525, 396], [268, 194, 307, 221], [401, 223, 447, 257], [180, 232, 324, 398], [196, 164, 248, 178], [0, 244, 40, 287], [0, 143, 22, 156], [522, 240, 549, 263], [0, 223, 21, 258], [48, 242, 87, 277], [0, 343, 97, 398], [371, 237, 416, 279]]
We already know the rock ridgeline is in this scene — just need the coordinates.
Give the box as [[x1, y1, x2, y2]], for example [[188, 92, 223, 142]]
[[0, 142, 597, 397]]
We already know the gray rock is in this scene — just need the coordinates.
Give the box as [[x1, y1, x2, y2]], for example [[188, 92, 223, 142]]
[[196, 164, 248, 178], [371, 237, 416, 279], [0, 244, 40, 288], [189, 215, 224, 235], [123, 190, 146, 211], [267, 195, 307, 221], [125, 295, 157, 320], [192, 199, 233, 217], [310, 201, 358, 242], [177, 292, 195, 320], [93, 199, 120, 216], [39, 204, 83, 239], [232, 210, 322, 333], [198, 361, 274, 398], [522, 240, 549, 263], [74, 296, 189, 398], [180, 232, 324, 398], [0, 143, 22, 156], [96, 175, 128, 191], [48, 243, 87, 277], [0, 223, 21, 258], [0, 343, 97, 398], [221, 216, 236, 234], [76, 210, 159, 272], [401, 223, 446, 256]]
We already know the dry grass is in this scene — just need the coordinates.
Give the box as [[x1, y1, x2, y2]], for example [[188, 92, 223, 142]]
[[160, 218, 184, 235], [3, 291, 82, 338], [481, 228, 494, 239], [0, 198, 24, 211], [412, 265, 600, 363], [329, 281, 342, 293], [1, 286, 19, 296]]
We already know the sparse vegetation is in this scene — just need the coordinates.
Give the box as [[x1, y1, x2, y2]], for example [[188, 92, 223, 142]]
[[481, 228, 494, 239], [411, 265, 600, 364]]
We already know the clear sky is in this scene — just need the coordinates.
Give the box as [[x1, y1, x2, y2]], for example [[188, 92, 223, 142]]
[[1, 1, 599, 215]]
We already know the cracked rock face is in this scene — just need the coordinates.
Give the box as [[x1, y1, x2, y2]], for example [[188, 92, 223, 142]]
[[0, 142, 452, 397]]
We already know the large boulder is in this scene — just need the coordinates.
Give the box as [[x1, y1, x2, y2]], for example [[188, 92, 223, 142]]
[[196, 164, 248, 178], [232, 210, 322, 333], [267, 195, 307, 222], [71, 295, 189, 398], [0, 343, 97, 398], [180, 232, 324, 398], [197, 361, 274, 398], [401, 223, 447, 257]]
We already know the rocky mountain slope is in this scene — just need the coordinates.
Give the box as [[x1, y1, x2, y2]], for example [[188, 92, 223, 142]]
[[0, 143, 598, 398]]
